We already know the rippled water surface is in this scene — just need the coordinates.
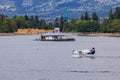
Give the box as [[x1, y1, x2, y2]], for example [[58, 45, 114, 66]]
[[0, 35, 120, 80]]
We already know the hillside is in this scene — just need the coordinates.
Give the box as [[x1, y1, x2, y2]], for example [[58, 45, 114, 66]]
[[0, 0, 120, 21]]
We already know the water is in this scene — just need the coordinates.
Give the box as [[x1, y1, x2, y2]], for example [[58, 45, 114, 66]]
[[0, 35, 120, 80]]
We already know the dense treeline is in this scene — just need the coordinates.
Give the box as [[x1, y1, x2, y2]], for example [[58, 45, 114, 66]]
[[100, 7, 120, 33], [0, 7, 120, 33]]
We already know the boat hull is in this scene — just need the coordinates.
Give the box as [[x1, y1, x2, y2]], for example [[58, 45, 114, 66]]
[[41, 38, 75, 41]]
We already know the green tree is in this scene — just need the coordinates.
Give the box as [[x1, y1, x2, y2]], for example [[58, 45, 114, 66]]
[[100, 19, 109, 32], [33, 15, 40, 28], [40, 19, 46, 29], [59, 15, 65, 32], [77, 20, 99, 32], [2, 19, 11, 32], [109, 9, 114, 20], [114, 7, 120, 19], [24, 15, 29, 21], [54, 18, 59, 27], [48, 22, 54, 29], [9, 18, 18, 32], [15, 16, 26, 29], [84, 11, 90, 20], [92, 12, 99, 21], [80, 14, 84, 20]]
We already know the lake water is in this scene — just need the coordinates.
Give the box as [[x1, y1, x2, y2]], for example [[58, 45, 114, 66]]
[[0, 35, 120, 80]]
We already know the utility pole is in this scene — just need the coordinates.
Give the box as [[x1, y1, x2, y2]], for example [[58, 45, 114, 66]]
[[65, 0, 68, 20]]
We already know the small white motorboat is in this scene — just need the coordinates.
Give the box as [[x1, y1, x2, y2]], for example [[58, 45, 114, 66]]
[[72, 48, 95, 58]]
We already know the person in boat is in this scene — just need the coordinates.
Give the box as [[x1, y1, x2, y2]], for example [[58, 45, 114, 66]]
[[88, 47, 95, 54]]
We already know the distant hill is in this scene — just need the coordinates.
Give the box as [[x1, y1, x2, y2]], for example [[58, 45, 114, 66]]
[[0, 0, 120, 21]]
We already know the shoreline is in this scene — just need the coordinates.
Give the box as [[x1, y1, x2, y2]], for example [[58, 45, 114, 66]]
[[0, 33, 38, 36], [72, 32, 120, 37], [0, 32, 120, 37], [0, 33, 17, 36]]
